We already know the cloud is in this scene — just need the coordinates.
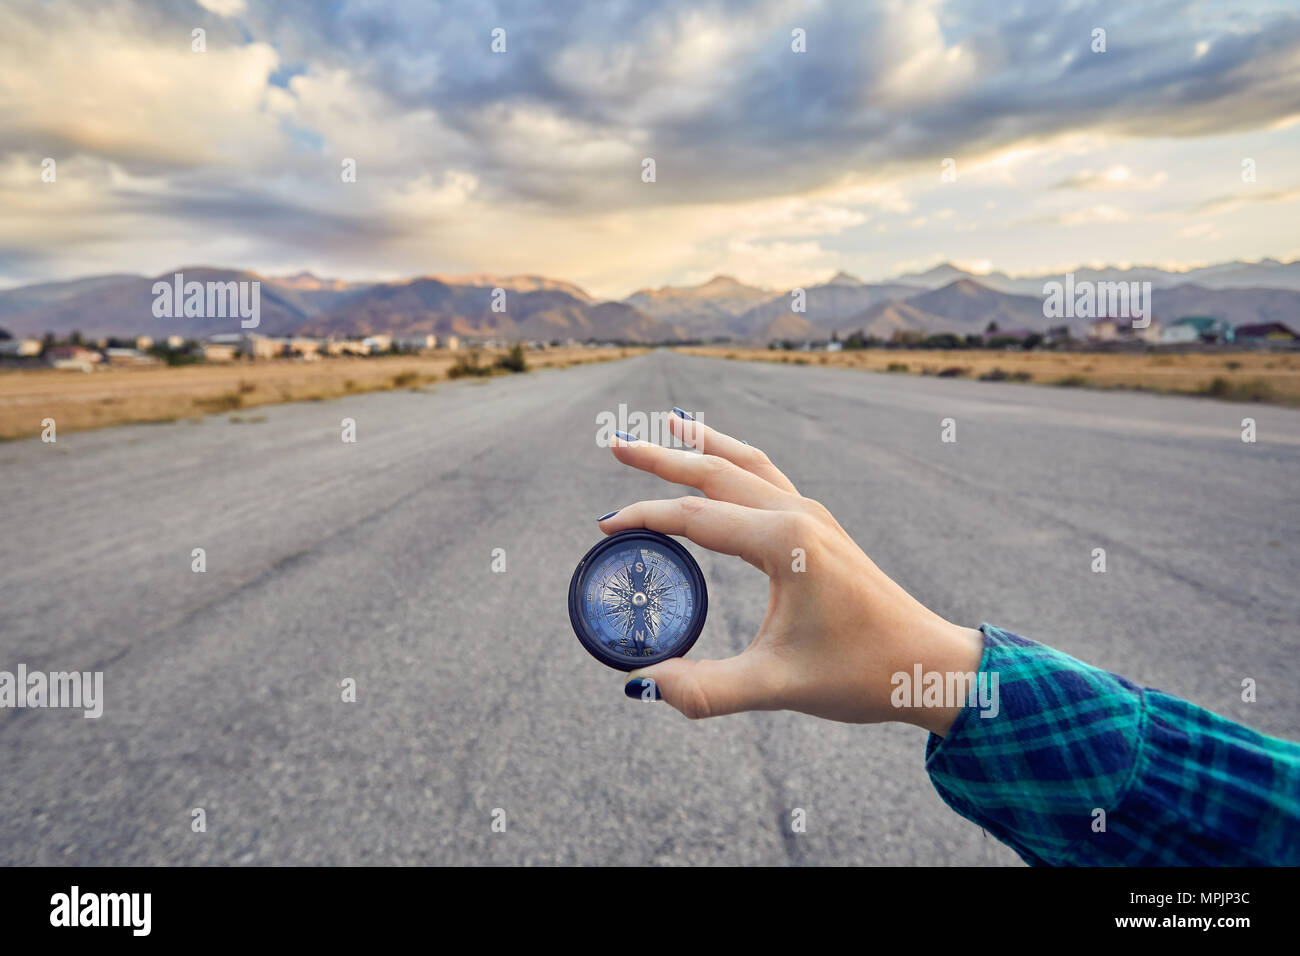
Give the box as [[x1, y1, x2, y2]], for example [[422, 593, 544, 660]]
[[197, 0, 247, 17], [1, 0, 1299, 291], [1177, 222, 1222, 240], [1194, 187, 1300, 215], [1025, 204, 1135, 227], [1052, 166, 1168, 191]]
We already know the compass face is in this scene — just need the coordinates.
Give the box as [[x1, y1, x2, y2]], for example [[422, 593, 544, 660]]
[[569, 530, 707, 671]]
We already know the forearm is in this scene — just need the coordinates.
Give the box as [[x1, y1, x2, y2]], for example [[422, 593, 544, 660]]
[[923, 625, 1300, 865]]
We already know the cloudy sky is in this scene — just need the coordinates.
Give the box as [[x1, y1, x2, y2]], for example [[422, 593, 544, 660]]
[[2, 0, 1299, 297]]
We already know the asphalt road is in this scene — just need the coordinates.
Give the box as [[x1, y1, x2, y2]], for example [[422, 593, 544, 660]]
[[2, 349, 1298, 865]]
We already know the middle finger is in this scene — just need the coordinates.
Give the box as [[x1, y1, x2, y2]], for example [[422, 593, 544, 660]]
[[611, 437, 793, 510]]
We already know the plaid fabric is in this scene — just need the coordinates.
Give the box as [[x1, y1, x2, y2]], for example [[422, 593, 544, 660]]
[[924, 624, 1300, 866]]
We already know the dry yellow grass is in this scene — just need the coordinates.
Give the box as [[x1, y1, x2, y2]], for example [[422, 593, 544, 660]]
[[0, 347, 641, 441], [677, 346, 1300, 406]]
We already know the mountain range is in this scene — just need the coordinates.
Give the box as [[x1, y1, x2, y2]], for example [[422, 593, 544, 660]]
[[1, 258, 1297, 344]]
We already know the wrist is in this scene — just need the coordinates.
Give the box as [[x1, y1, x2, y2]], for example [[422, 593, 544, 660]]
[[885, 619, 986, 736]]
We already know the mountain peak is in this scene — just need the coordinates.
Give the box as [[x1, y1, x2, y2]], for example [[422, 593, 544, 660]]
[[826, 270, 863, 286], [699, 274, 744, 289], [920, 263, 969, 278]]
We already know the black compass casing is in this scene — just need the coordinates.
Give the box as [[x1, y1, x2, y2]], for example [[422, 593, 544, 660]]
[[568, 529, 708, 671]]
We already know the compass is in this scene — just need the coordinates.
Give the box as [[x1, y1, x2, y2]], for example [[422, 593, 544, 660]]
[[568, 530, 707, 671]]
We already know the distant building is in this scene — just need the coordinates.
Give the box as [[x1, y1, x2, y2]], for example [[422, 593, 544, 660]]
[[200, 333, 280, 359], [238, 334, 281, 360], [1160, 316, 1234, 344], [324, 339, 370, 356], [363, 334, 393, 353], [45, 345, 101, 371], [0, 338, 42, 357], [1089, 317, 1161, 343], [165, 335, 186, 349], [102, 347, 159, 367], [1136, 319, 1162, 344], [281, 337, 321, 358], [442, 335, 460, 351], [134, 335, 154, 351], [395, 334, 436, 352], [1234, 322, 1297, 342], [1088, 319, 1118, 341], [198, 343, 237, 362]]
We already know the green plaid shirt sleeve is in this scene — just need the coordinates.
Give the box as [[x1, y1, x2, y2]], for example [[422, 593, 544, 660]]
[[924, 624, 1300, 866]]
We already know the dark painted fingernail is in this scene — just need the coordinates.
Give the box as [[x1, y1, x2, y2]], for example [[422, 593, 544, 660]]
[[624, 678, 662, 701], [741, 440, 748, 446], [597, 510, 619, 521], [672, 407, 695, 421], [614, 430, 638, 443]]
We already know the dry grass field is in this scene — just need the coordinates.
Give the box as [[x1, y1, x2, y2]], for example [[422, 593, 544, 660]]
[[0, 347, 640, 441], [677, 346, 1300, 406]]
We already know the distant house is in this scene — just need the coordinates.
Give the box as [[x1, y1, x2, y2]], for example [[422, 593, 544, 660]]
[[1088, 318, 1118, 341], [363, 334, 393, 353], [102, 347, 159, 367], [241, 334, 282, 360], [200, 333, 280, 359], [0, 338, 42, 357], [1234, 322, 1297, 342], [395, 334, 436, 352], [281, 337, 321, 358], [324, 339, 370, 356], [1160, 316, 1234, 344], [1087, 317, 1160, 343], [442, 335, 461, 351], [198, 343, 237, 362], [45, 345, 101, 371]]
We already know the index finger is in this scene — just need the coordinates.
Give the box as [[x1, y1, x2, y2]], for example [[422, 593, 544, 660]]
[[599, 496, 785, 573]]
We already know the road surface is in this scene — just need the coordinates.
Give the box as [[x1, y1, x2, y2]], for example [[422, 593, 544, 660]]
[[2, 349, 1297, 865]]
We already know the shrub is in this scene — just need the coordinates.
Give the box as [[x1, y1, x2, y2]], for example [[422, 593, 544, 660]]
[[886, 362, 909, 373], [1200, 377, 1275, 402], [936, 366, 970, 378], [493, 344, 528, 373], [1053, 375, 1090, 387], [979, 368, 1033, 382], [160, 350, 203, 367], [193, 392, 243, 412], [448, 350, 494, 378]]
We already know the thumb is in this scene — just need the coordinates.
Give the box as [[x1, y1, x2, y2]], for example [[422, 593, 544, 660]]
[[623, 654, 771, 719]]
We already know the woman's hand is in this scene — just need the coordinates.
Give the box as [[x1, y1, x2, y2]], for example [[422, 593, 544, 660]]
[[600, 411, 983, 735]]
